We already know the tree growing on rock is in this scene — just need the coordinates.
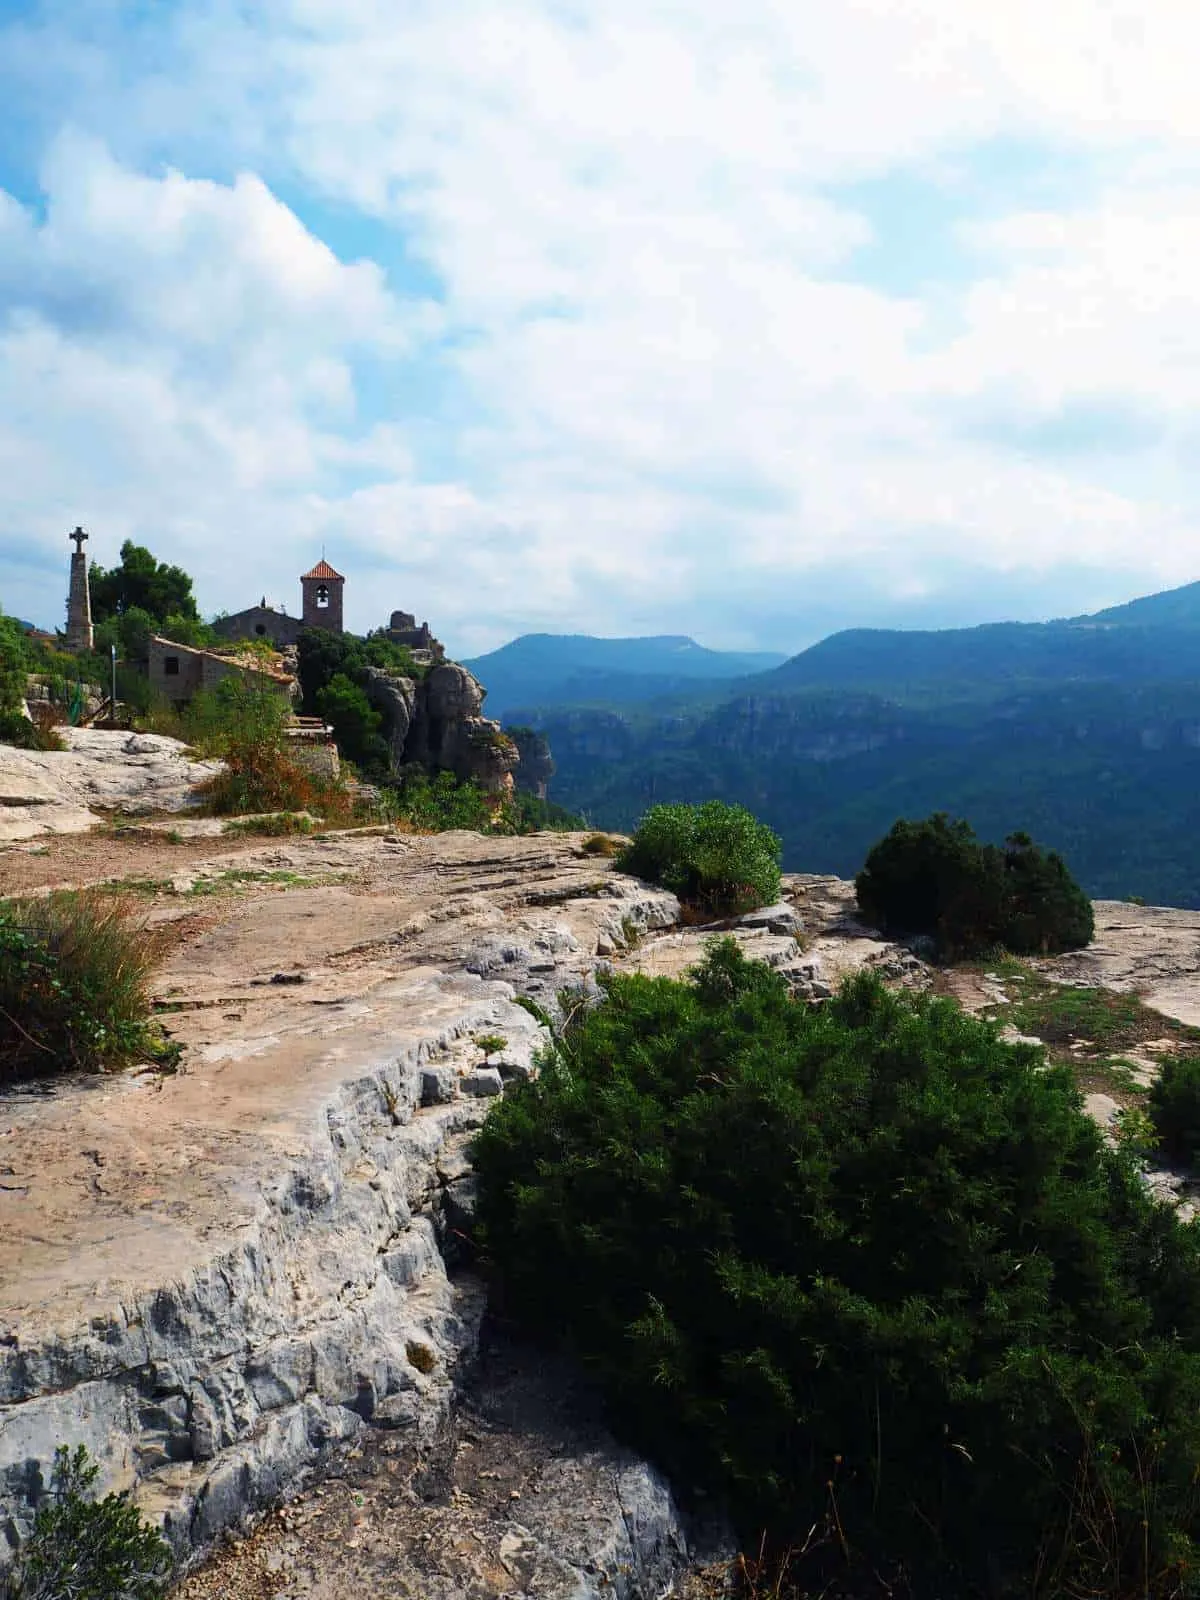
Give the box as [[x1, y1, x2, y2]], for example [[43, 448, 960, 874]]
[[855, 812, 1094, 957], [474, 939, 1200, 1598]]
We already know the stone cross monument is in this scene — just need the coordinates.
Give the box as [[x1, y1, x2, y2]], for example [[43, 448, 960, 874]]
[[65, 526, 94, 653]]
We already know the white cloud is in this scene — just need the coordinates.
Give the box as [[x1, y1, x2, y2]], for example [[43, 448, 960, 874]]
[[4, 0, 1200, 651]]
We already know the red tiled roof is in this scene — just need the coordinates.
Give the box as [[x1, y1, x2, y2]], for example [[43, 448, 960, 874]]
[[301, 558, 344, 581]]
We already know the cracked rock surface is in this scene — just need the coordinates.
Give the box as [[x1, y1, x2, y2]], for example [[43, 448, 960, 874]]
[[171, 1332, 722, 1600]]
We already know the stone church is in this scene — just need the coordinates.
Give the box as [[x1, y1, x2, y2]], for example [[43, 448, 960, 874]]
[[211, 559, 346, 647]]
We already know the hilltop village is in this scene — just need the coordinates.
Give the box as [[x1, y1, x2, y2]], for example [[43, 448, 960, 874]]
[[54, 526, 523, 797]]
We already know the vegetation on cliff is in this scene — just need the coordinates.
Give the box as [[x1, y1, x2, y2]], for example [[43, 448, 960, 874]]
[[855, 813, 1094, 957], [475, 940, 1200, 1598], [2, 1445, 172, 1599], [617, 800, 782, 915], [0, 892, 174, 1081]]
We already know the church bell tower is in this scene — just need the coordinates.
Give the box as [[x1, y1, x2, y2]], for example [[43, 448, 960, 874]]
[[300, 558, 345, 634]]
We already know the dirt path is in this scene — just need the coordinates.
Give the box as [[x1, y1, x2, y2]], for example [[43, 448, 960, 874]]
[[0, 826, 278, 896]]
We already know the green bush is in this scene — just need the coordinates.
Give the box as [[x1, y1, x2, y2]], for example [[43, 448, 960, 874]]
[[1150, 1057, 1200, 1167], [855, 813, 1094, 957], [0, 611, 28, 713], [474, 941, 1200, 1598], [0, 708, 64, 751], [384, 769, 496, 831], [617, 800, 781, 915], [4, 1445, 172, 1599], [0, 893, 170, 1081], [181, 675, 292, 759], [505, 791, 585, 834]]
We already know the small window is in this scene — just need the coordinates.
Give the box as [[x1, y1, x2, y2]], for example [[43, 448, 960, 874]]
[[316, 584, 330, 608], [164, 656, 180, 677], [255, 623, 267, 636]]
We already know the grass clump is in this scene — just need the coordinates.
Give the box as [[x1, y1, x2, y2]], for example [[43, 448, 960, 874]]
[[581, 832, 620, 857], [475, 939, 1200, 1599], [617, 800, 782, 916], [222, 811, 316, 838], [2, 1445, 172, 1600], [856, 813, 1094, 958], [990, 961, 1200, 1073], [0, 892, 172, 1081]]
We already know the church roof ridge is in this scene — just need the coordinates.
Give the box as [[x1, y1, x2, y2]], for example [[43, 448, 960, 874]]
[[301, 558, 344, 581]]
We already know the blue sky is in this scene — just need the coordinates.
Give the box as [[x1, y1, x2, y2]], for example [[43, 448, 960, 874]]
[[2, 0, 1200, 656]]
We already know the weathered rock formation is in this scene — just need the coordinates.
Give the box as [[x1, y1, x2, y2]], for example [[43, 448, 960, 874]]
[[0, 728, 220, 842], [0, 830, 685, 1586], [365, 662, 519, 794], [509, 726, 556, 799]]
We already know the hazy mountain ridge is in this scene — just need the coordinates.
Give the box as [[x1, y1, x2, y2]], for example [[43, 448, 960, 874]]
[[462, 632, 786, 718], [497, 580, 1200, 908]]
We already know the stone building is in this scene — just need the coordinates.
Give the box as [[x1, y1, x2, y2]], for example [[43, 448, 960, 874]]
[[211, 559, 347, 646], [384, 609, 442, 656], [148, 636, 296, 711]]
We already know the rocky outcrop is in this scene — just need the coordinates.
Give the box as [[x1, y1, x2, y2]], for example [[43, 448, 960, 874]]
[[509, 726, 556, 799], [172, 1335, 724, 1599], [364, 662, 520, 795], [0, 728, 219, 841], [362, 665, 418, 768], [0, 831, 686, 1582]]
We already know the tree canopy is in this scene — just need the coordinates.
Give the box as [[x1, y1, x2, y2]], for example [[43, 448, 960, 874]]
[[855, 813, 1094, 956], [90, 541, 200, 627]]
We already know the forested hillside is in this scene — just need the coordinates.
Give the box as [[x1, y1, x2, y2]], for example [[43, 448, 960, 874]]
[[509, 582, 1200, 908]]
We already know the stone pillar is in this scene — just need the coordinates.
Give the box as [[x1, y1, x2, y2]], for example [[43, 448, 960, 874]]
[[65, 526, 94, 653]]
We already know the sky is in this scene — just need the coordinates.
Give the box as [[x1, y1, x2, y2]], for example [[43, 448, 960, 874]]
[[2, 1, 1200, 657]]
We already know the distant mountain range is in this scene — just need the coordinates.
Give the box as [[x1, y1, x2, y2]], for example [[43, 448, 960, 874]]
[[485, 581, 1200, 909], [462, 633, 786, 719]]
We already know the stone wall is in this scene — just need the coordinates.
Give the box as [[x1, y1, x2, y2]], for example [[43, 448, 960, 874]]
[[210, 608, 304, 649], [148, 638, 295, 710]]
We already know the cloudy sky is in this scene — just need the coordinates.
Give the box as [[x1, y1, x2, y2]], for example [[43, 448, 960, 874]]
[[1, 0, 1198, 656]]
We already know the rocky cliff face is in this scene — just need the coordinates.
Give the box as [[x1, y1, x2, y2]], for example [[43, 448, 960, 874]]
[[364, 663, 519, 794], [0, 827, 687, 1590]]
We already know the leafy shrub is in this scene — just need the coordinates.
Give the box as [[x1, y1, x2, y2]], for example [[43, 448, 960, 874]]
[[186, 676, 353, 821], [0, 611, 28, 713], [0, 708, 65, 751], [855, 813, 1094, 958], [197, 741, 351, 821], [181, 675, 292, 759], [383, 769, 496, 832], [1150, 1057, 1200, 1167], [3, 1445, 172, 1600], [474, 941, 1200, 1598], [0, 893, 169, 1081], [617, 800, 781, 915]]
